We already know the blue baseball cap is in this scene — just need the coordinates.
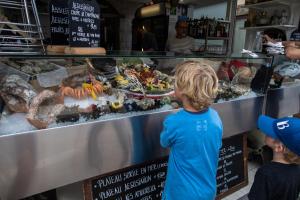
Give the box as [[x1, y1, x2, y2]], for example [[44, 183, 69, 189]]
[[258, 115, 300, 156]]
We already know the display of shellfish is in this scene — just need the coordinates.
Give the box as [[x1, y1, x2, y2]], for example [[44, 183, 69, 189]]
[[60, 73, 106, 100], [26, 90, 65, 129], [115, 64, 174, 95], [0, 75, 37, 113]]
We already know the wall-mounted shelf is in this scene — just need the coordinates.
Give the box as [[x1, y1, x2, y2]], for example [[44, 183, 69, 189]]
[[216, 19, 231, 23], [207, 37, 230, 40], [243, 0, 299, 9], [242, 25, 297, 31]]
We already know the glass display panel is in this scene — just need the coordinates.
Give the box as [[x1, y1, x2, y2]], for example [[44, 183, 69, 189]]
[[0, 54, 272, 136]]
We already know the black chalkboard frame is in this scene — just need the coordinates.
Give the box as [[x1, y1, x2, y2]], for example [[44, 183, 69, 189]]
[[216, 133, 248, 200], [68, 0, 101, 48], [49, 0, 70, 45], [83, 156, 169, 200], [83, 134, 248, 200]]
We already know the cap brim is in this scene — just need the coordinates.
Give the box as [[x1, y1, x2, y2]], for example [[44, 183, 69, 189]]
[[258, 115, 279, 140]]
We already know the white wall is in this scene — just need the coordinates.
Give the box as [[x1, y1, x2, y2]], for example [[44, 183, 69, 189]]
[[233, 19, 246, 53], [193, 2, 227, 19]]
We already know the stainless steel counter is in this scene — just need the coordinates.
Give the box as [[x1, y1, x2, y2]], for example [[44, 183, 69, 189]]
[[0, 94, 275, 200], [265, 84, 300, 118], [0, 94, 265, 200]]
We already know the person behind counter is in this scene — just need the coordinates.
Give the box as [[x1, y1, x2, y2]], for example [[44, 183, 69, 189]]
[[248, 115, 300, 200], [134, 23, 158, 52], [283, 41, 300, 60], [166, 20, 195, 54], [160, 61, 223, 200], [264, 35, 300, 59]]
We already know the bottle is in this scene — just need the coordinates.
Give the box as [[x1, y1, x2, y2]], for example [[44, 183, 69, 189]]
[[253, 31, 263, 52], [192, 19, 197, 38], [199, 17, 204, 38], [187, 18, 191, 36], [195, 19, 200, 39], [203, 17, 208, 38], [216, 21, 221, 37], [223, 23, 228, 37]]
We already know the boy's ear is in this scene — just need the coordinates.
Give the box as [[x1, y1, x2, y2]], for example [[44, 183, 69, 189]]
[[274, 142, 285, 153]]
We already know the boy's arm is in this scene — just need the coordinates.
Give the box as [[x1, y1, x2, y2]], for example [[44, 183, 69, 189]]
[[160, 117, 176, 148], [248, 169, 270, 200]]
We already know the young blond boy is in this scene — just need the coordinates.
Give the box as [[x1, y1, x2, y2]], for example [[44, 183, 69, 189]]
[[248, 115, 300, 200], [160, 61, 223, 200]]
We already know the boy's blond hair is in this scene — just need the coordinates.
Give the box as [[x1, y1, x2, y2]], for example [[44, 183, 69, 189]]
[[284, 148, 300, 165], [175, 61, 218, 111]]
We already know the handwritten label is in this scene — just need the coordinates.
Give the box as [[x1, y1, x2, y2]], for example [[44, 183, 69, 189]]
[[68, 0, 100, 47], [49, 0, 69, 45]]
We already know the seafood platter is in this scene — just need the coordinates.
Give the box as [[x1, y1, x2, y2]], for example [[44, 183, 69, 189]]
[[114, 63, 174, 98]]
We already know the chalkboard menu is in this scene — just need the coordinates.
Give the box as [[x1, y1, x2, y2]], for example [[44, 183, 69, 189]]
[[84, 157, 168, 200], [68, 0, 101, 47], [84, 134, 247, 200], [216, 134, 248, 199], [49, 0, 69, 45]]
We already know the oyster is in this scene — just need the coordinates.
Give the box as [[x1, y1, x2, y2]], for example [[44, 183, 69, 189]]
[[216, 81, 250, 101], [21, 65, 34, 75], [137, 98, 155, 110]]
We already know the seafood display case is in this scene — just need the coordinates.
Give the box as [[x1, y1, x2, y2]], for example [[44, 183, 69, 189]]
[[265, 55, 300, 118], [0, 53, 273, 199]]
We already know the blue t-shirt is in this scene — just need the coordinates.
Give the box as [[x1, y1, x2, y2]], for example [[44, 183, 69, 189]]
[[160, 108, 223, 200]]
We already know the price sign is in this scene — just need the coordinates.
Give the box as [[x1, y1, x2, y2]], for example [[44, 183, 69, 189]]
[[68, 0, 101, 47], [84, 134, 247, 200], [84, 157, 168, 200], [216, 134, 248, 199], [49, 0, 69, 45]]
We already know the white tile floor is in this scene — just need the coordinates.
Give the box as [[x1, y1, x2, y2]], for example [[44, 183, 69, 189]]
[[221, 161, 261, 200]]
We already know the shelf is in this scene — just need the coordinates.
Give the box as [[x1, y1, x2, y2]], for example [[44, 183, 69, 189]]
[[207, 37, 230, 40], [216, 20, 231, 23], [243, 0, 287, 9], [243, 0, 299, 9], [243, 25, 297, 31], [0, 51, 272, 60]]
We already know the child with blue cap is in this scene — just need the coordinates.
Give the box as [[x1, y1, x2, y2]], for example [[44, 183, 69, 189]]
[[248, 115, 300, 200]]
